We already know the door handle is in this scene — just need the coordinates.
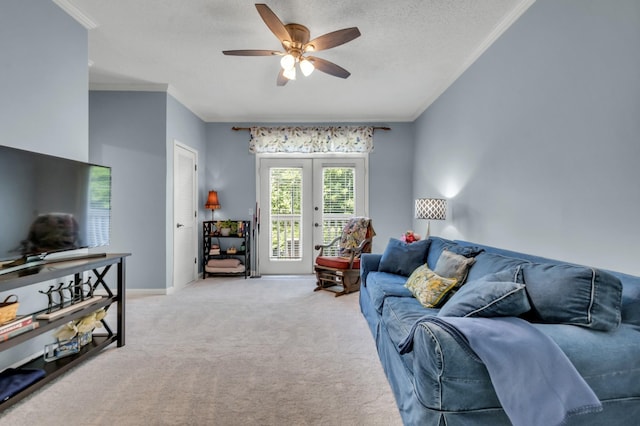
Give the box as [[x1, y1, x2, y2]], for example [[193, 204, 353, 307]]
[[176, 223, 184, 228], [314, 223, 319, 227]]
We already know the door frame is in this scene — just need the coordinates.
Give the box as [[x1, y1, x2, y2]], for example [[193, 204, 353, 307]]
[[255, 153, 369, 275], [172, 141, 198, 292]]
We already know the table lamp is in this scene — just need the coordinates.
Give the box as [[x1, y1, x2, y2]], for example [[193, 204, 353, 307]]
[[205, 190, 221, 221], [415, 198, 447, 238]]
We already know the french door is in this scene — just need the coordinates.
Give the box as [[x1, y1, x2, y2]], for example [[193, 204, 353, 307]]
[[257, 156, 367, 275]]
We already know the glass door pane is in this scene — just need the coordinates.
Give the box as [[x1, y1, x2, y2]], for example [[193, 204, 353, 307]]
[[321, 167, 355, 256], [269, 167, 302, 260]]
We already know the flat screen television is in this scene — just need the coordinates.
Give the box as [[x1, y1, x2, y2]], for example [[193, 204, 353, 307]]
[[0, 145, 111, 275]]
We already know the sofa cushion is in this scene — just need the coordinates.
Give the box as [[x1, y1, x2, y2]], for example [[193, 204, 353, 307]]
[[434, 249, 476, 284], [536, 323, 640, 401], [379, 238, 431, 276], [438, 278, 530, 318], [465, 252, 530, 283], [405, 265, 458, 308], [365, 271, 411, 313], [522, 263, 622, 331], [315, 256, 360, 270]]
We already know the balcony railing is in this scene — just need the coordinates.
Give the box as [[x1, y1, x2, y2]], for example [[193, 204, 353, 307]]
[[270, 215, 301, 259], [319, 217, 349, 257], [269, 215, 352, 259]]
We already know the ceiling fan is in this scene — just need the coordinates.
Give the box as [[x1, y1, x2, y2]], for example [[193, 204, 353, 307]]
[[223, 3, 361, 86]]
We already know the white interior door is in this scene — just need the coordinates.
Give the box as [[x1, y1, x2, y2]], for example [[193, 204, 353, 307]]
[[173, 142, 197, 288], [257, 156, 366, 275]]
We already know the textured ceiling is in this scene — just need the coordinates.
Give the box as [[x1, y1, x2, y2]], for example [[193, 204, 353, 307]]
[[58, 0, 534, 122]]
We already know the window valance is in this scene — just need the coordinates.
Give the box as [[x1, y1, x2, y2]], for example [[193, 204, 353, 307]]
[[249, 126, 374, 153]]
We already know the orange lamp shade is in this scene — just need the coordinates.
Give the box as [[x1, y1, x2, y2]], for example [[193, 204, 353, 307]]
[[205, 190, 221, 210]]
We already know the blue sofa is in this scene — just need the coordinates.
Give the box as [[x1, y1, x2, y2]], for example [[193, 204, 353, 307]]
[[360, 236, 640, 425]]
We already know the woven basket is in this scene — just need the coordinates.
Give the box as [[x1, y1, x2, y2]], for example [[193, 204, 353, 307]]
[[0, 295, 19, 325]]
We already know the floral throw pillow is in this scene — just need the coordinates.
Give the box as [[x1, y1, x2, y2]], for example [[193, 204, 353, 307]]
[[405, 264, 459, 308]]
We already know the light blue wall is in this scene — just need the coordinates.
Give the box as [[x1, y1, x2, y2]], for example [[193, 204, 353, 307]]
[[368, 123, 415, 253], [204, 123, 414, 254], [0, 0, 89, 366], [204, 124, 256, 223], [413, 0, 640, 275], [89, 91, 168, 290], [0, 0, 88, 160]]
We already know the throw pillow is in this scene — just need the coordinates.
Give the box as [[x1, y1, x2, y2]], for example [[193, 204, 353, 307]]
[[379, 238, 431, 276], [521, 263, 622, 331], [438, 278, 531, 318], [489, 265, 525, 284], [433, 249, 476, 284], [426, 237, 484, 269], [405, 264, 458, 308]]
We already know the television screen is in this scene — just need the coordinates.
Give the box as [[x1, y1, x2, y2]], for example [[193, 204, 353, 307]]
[[0, 145, 111, 266]]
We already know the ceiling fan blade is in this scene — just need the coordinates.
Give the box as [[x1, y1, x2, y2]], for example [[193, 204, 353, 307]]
[[305, 27, 361, 52], [255, 4, 291, 43], [222, 49, 282, 56], [276, 69, 289, 86], [307, 56, 351, 79]]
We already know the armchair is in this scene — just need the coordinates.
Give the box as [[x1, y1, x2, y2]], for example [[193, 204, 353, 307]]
[[314, 217, 375, 297]]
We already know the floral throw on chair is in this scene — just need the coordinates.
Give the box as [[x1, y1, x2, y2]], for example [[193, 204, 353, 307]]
[[314, 217, 375, 297]]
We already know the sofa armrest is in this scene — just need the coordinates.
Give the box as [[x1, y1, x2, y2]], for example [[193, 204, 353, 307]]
[[411, 321, 499, 411], [360, 253, 382, 287]]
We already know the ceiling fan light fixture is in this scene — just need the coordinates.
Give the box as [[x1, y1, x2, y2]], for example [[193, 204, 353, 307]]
[[280, 54, 295, 70], [223, 4, 360, 85], [283, 66, 296, 80], [300, 58, 314, 76]]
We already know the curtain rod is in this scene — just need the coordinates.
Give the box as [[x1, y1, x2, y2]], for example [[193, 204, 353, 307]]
[[231, 126, 391, 131]]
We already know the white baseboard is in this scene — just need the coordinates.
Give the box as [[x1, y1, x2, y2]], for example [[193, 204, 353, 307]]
[[125, 274, 204, 296], [125, 288, 170, 296]]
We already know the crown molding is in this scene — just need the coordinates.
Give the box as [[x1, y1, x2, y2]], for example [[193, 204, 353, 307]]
[[52, 0, 99, 29], [166, 86, 207, 122], [411, 0, 536, 120], [89, 82, 169, 92]]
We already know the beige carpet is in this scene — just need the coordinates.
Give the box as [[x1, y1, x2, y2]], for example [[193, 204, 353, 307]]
[[1, 275, 402, 426]]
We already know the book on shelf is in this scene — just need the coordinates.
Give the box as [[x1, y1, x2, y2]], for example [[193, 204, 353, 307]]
[[0, 322, 39, 342], [0, 315, 34, 335]]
